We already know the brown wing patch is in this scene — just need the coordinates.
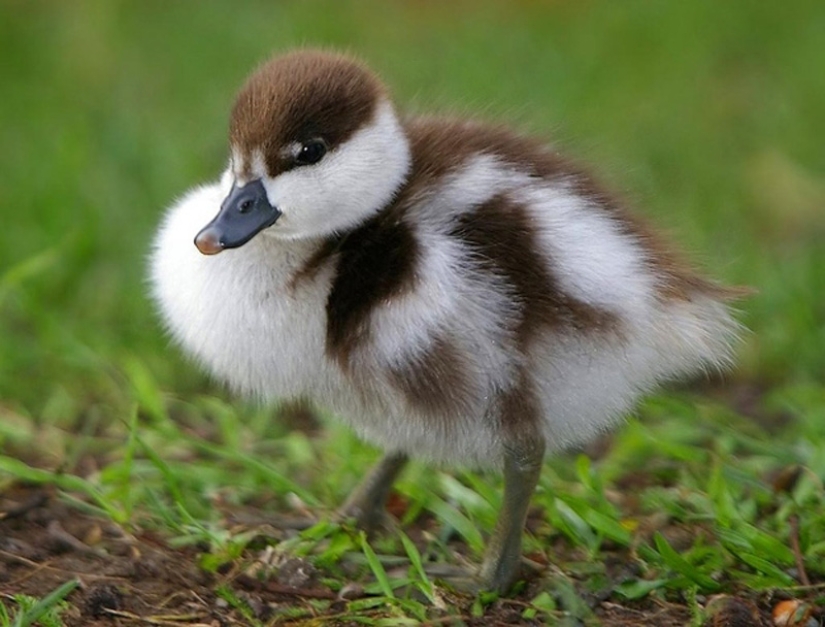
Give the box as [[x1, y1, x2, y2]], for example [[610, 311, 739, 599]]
[[449, 194, 618, 346], [396, 117, 577, 206], [386, 334, 473, 418], [325, 208, 419, 367], [230, 50, 383, 177], [403, 116, 746, 304]]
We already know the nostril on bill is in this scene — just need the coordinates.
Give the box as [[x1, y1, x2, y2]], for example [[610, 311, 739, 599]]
[[194, 228, 224, 255]]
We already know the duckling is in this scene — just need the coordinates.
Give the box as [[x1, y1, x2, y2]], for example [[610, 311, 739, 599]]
[[150, 50, 742, 594]]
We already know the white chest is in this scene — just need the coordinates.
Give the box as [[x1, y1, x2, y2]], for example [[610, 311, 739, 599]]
[[150, 184, 336, 400]]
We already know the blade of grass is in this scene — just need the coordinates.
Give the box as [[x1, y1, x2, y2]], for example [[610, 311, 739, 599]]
[[398, 531, 435, 603], [0, 245, 61, 307], [176, 435, 321, 506], [653, 533, 720, 591], [12, 578, 78, 627], [426, 495, 485, 554], [359, 531, 395, 599], [0, 456, 126, 522]]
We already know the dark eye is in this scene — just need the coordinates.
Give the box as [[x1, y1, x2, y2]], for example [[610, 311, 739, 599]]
[[295, 139, 327, 166], [238, 199, 254, 213]]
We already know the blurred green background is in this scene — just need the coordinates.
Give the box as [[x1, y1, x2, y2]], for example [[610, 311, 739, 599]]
[[1, 0, 823, 435]]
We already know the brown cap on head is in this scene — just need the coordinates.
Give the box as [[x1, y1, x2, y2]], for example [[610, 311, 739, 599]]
[[229, 50, 386, 178]]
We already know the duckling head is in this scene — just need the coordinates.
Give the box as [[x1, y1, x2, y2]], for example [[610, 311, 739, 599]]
[[195, 50, 411, 254]]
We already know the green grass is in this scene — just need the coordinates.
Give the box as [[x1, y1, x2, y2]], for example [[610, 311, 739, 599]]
[[1, 0, 824, 624], [0, 580, 78, 627]]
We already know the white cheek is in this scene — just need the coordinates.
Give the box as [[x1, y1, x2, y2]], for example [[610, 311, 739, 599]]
[[261, 101, 411, 239], [264, 169, 326, 237]]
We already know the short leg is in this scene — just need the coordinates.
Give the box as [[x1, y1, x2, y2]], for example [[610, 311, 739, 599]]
[[478, 437, 545, 593], [338, 451, 408, 532]]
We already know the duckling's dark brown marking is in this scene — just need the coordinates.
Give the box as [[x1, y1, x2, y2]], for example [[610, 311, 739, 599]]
[[404, 117, 742, 306], [449, 193, 619, 344], [231, 51, 383, 178], [325, 207, 420, 368], [386, 333, 473, 418]]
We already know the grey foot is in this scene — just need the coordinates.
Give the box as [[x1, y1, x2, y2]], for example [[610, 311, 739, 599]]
[[425, 557, 544, 595], [336, 452, 408, 534], [334, 502, 399, 534]]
